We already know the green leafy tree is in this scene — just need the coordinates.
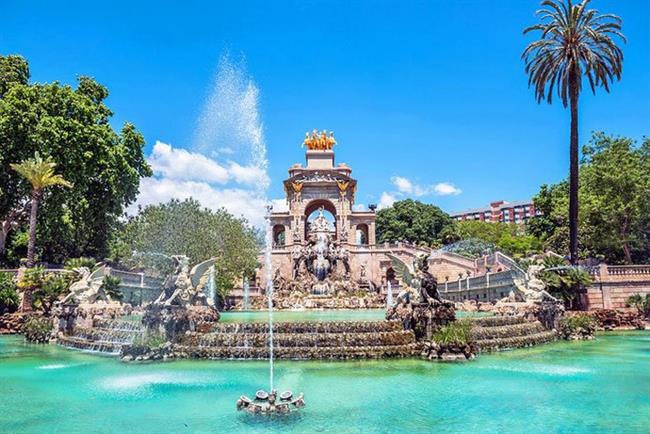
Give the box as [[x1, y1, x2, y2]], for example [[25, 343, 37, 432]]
[[376, 199, 456, 246], [523, 0, 625, 264], [528, 133, 649, 264], [0, 55, 152, 264], [0, 55, 29, 97], [11, 153, 72, 267], [113, 198, 259, 296], [579, 133, 650, 264], [455, 221, 543, 259]]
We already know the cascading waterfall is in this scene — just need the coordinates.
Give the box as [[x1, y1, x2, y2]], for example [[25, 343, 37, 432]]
[[386, 281, 394, 309]]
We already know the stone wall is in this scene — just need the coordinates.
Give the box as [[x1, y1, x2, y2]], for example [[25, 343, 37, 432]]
[[583, 265, 650, 310]]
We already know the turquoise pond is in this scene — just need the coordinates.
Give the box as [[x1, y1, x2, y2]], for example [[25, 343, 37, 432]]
[[1, 332, 649, 433]]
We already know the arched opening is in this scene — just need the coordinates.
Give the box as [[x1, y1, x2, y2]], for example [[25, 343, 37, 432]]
[[272, 225, 286, 248], [356, 224, 369, 245], [304, 199, 337, 240]]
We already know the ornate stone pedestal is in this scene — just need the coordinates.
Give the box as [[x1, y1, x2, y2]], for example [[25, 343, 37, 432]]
[[386, 300, 456, 340], [143, 304, 220, 342]]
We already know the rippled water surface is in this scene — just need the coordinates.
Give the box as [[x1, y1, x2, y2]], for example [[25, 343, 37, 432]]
[[1, 332, 648, 433]]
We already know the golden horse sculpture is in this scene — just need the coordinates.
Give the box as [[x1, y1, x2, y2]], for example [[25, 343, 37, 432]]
[[303, 129, 336, 150]]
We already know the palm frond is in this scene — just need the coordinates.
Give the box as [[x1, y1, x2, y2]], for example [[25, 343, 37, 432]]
[[522, 0, 625, 106]]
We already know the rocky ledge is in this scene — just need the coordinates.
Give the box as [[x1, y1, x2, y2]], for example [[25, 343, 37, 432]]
[[419, 340, 476, 362]]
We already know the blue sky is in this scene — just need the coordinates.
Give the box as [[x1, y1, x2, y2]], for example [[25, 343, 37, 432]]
[[3, 0, 649, 224]]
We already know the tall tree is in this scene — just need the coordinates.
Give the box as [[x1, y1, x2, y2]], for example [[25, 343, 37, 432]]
[[112, 199, 260, 297], [376, 199, 455, 246], [0, 56, 152, 263], [522, 0, 625, 264], [528, 133, 649, 264], [11, 153, 72, 267]]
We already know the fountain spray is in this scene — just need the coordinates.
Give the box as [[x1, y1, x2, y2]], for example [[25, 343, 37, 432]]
[[386, 280, 394, 309], [264, 205, 274, 392]]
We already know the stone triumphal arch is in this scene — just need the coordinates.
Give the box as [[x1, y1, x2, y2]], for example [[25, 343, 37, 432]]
[[244, 130, 479, 309]]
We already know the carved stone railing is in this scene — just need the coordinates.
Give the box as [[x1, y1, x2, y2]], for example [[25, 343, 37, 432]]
[[605, 265, 650, 276]]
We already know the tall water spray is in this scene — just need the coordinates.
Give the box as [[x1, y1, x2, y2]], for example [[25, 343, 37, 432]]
[[243, 278, 250, 310], [386, 280, 394, 309], [196, 54, 275, 393], [207, 265, 216, 306], [264, 206, 274, 391]]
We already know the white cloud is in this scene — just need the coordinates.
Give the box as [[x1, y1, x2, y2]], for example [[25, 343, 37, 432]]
[[378, 176, 462, 209], [227, 161, 269, 186], [148, 141, 229, 184], [378, 192, 398, 210], [391, 176, 414, 194], [352, 204, 367, 212], [130, 177, 268, 227], [130, 141, 273, 227], [433, 182, 462, 196]]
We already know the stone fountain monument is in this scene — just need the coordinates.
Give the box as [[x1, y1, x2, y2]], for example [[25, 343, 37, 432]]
[[385, 253, 456, 340], [143, 255, 220, 341]]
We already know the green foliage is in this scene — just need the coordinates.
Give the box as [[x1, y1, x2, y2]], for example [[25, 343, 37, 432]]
[[22, 316, 52, 343], [0, 55, 152, 265], [0, 54, 29, 97], [16, 266, 45, 291], [32, 274, 71, 315], [627, 294, 650, 318], [528, 133, 650, 264], [0, 272, 19, 313], [559, 314, 597, 338], [455, 221, 543, 259], [133, 331, 166, 348], [376, 199, 456, 246], [102, 275, 123, 301], [537, 256, 592, 306], [433, 320, 472, 346], [64, 257, 97, 270], [113, 198, 259, 296]]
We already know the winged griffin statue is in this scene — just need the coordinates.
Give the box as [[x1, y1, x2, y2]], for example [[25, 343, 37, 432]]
[[60, 265, 110, 305], [153, 255, 216, 307], [386, 253, 442, 306]]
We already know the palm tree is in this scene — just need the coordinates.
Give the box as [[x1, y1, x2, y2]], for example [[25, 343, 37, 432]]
[[11, 153, 72, 268], [522, 0, 625, 264]]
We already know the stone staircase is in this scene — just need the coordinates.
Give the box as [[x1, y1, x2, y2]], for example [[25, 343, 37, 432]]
[[468, 316, 556, 352], [57, 319, 144, 355], [175, 320, 418, 360]]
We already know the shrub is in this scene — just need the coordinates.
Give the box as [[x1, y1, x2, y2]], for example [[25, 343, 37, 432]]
[[102, 275, 123, 301], [433, 320, 472, 346], [559, 313, 596, 339], [133, 331, 166, 348], [0, 273, 20, 314], [64, 257, 97, 270], [627, 294, 650, 318], [22, 316, 52, 343], [33, 274, 72, 315], [17, 266, 45, 291]]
